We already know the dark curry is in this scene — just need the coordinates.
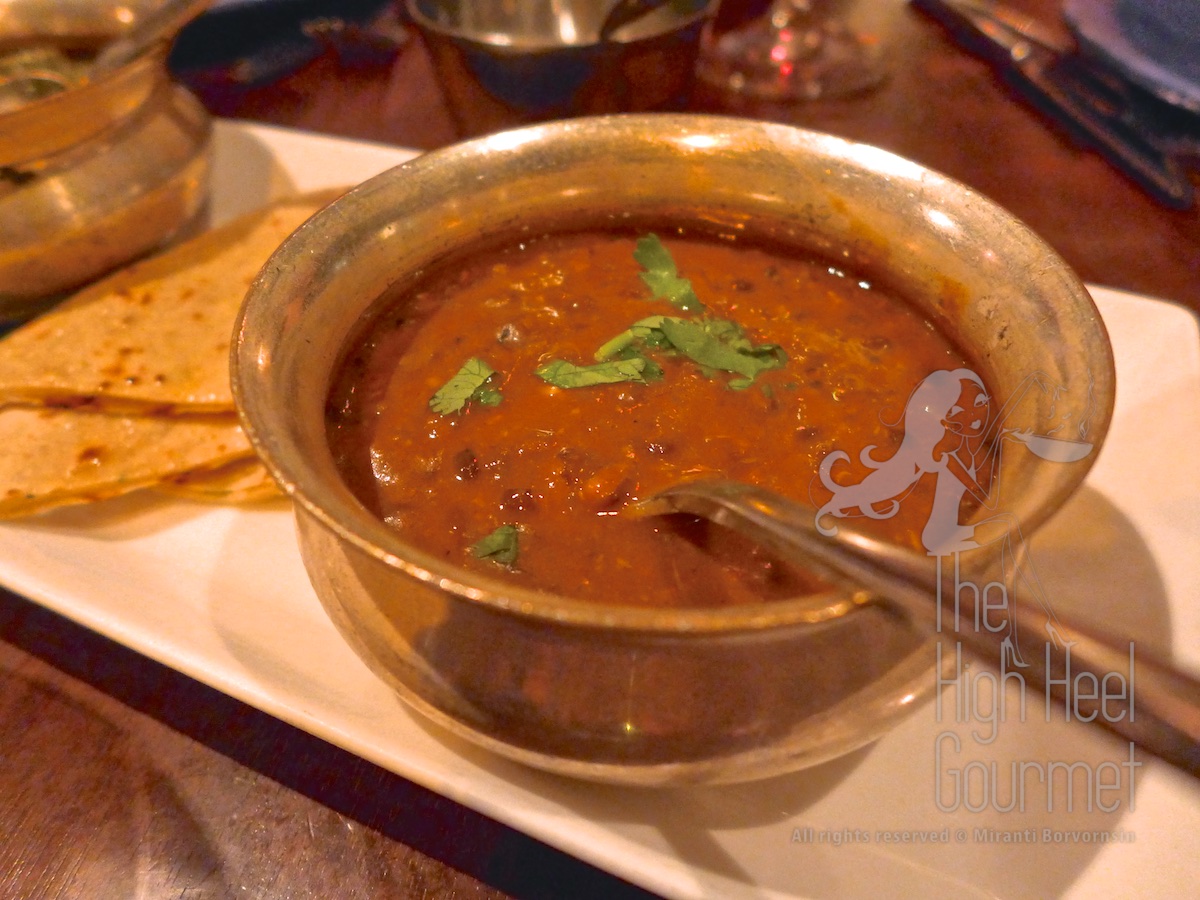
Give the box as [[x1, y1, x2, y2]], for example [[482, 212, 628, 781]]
[[326, 228, 974, 608]]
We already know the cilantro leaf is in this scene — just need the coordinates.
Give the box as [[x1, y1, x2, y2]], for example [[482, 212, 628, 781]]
[[593, 314, 786, 387], [429, 358, 501, 415], [470, 524, 519, 566], [593, 315, 670, 360], [638, 357, 665, 381], [535, 357, 654, 388], [658, 317, 787, 385], [698, 317, 753, 352], [474, 387, 503, 407], [633, 234, 706, 313]]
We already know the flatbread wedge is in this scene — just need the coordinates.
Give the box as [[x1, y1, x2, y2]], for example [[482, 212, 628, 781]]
[[0, 406, 253, 518], [0, 188, 346, 414], [156, 457, 282, 504]]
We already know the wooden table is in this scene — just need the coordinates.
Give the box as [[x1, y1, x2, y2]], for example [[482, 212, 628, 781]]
[[3, 2, 1197, 897]]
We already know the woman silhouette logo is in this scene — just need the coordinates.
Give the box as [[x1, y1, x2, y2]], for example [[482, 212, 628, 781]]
[[813, 368, 1092, 667]]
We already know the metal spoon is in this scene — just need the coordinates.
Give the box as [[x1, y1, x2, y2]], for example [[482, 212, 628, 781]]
[[636, 479, 1200, 780]]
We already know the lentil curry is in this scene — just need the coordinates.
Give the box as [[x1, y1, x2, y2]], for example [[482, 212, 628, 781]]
[[326, 228, 974, 608]]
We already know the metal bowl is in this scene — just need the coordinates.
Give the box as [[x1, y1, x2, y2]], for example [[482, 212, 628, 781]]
[[407, 0, 718, 136], [0, 2, 211, 323], [232, 114, 1115, 785]]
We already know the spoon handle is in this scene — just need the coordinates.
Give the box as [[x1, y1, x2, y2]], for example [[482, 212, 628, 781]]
[[640, 479, 1200, 779]]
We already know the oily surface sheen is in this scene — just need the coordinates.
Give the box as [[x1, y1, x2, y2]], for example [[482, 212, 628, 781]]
[[326, 229, 971, 608]]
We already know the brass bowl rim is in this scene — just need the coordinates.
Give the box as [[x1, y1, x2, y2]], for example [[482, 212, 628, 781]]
[[0, 40, 169, 164], [232, 112, 1116, 637], [403, 0, 716, 50]]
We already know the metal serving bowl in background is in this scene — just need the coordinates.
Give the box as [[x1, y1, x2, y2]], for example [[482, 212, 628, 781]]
[[406, 0, 718, 136], [0, 0, 211, 323], [233, 114, 1115, 785]]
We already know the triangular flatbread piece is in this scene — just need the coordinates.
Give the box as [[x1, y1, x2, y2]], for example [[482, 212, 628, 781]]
[[0, 406, 253, 518], [156, 457, 282, 504]]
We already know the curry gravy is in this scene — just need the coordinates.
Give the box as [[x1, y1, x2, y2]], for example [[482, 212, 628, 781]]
[[326, 229, 973, 608]]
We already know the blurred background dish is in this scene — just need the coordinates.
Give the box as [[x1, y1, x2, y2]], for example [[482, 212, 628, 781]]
[[404, 0, 718, 136], [0, 0, 212, 324], [0, 0, 142, 48], [1064, 0, 1200, 114], [697, 0, 888, 102]]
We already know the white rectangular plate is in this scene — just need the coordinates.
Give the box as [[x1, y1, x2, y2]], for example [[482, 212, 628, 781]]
[[2, 120, 1198, 900]]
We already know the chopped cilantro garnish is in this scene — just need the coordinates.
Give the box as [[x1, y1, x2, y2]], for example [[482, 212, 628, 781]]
[[470, 524, 520, 566], [633, 234, 706, 313], [658, 317, 786, 386], [473, 387, 503, 407], [535, 357, 656, 388], [594, 314, 786, 387], [695, 317, 751, 350], [593, 315, 670, 360], [429, 358, 502, 415]]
